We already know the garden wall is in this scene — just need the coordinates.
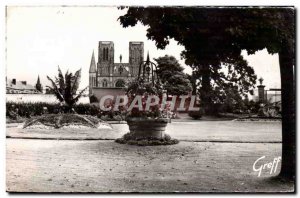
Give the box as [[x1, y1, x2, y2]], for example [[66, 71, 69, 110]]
[[91, 88, 126, 102]]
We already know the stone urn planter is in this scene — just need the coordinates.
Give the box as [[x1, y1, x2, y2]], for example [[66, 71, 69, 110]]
[[115, 58, 178, 146], [126, 117, 169, 139], [116, 117, 178, 146]]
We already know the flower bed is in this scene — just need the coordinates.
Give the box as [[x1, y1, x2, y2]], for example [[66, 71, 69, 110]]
[[23, 114, 112, 129], [6, 102, 126, 122]]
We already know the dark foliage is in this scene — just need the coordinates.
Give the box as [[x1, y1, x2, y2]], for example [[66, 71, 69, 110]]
[[125, 78, 169, 119], [6, 102, 100, 117], [6, 102, 127, 122], [89, 95, 99, 103], [47, 66, 87, 111], [154, 55, 192, 96], [188, 109, 204, 120], [119, 7, 295, 179]]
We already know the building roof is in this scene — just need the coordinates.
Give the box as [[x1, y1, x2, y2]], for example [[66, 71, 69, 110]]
[[6, 79, 36, 90], [89, 51, 97, 73]]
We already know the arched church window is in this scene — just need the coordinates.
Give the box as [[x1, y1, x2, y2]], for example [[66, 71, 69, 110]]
[[93, 77, 96, 87], [105, 48, 107, 61], [106, 48, 109, 61], [103, 48, 105, 60], [115, 79, 125, 88], [102, 79, 108, 87]]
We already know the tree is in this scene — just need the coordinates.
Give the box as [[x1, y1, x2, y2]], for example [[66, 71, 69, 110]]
[[187, 71, 198, 95], [35, 75, 43, 93], [119, 7, 295, 179], [47, 66, 88, 112], [119, 8, 257, 115], [155, 55, 192, 96], [221, 86, 245, 114]]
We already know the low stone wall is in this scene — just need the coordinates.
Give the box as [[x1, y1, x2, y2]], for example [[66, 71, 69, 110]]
[[91, 87, 125, 104]]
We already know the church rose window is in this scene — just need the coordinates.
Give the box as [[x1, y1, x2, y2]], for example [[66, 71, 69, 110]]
[[115, 79, 125, 88], [118, 66, 124, 75]]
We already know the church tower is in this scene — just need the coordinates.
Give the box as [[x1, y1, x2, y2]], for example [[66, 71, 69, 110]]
[[89, 41, 146, 97], [129, 42, 144, 76], [97, 41, 114, 78], [89, 51, 96, 95]]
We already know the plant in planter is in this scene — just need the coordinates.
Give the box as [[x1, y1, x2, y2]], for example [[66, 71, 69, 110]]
[[46, 66, 87, 113], [115, 58, 179, 146]]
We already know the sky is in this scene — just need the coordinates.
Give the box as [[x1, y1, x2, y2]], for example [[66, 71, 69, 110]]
[[6, 6, 281, 91]]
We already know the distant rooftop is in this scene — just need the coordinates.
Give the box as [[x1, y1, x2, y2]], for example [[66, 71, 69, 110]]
[[130, 41, 143, 44], [100, 41, 113, 44], [6, 78, 40, 94]]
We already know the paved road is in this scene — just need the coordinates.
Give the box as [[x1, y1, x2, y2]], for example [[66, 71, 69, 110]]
[[6, 139, 293, 192], [6, 120, 289, 192], [166, 120, 282, 142], [7, 120, 282, 142]]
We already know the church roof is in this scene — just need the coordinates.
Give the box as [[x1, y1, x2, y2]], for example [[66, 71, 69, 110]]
[[89, 51, 97, 73]]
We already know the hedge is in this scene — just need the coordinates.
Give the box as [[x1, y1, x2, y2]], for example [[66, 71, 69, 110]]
[[6, 102, 105, 118], [6, 102, 128, 122]]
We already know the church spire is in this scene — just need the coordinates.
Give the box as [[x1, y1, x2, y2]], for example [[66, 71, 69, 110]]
[[35, 75, 43, 92], [89, 50, 96, 73], [37, 75, 40, 84]]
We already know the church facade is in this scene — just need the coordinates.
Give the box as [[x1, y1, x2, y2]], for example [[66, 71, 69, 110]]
[[89, 41, 145, 101]]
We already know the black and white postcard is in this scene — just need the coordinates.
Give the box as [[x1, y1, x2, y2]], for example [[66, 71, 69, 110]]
[[4, 3, 296, 194]]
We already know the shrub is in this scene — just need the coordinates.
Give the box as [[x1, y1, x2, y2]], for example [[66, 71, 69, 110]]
[[74, 103, 100, 116], [6, 102, 45, 117], [6, 102, 102, 117], [89, 95, 99, 103], [46, 67, 88, 112], [188, 109, 203, 119], [6, 102, 128, 122]]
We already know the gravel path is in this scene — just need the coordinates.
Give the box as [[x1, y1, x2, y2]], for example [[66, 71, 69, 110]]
[[6, 139, 293, 192]]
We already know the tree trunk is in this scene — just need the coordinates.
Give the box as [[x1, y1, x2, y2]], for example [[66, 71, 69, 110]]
[[278, 40, 295, 180], [191, 74, 197, 95], [200, 67, 213, 115]]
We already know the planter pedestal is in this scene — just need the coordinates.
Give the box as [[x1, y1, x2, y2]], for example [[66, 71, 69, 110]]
[[126, 117, 169, 140], [115, 117, 178, 146]]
